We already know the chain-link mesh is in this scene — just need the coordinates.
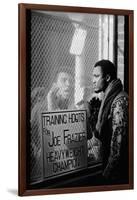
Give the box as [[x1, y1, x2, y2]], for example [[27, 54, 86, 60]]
[[29, 11, 101, 184]]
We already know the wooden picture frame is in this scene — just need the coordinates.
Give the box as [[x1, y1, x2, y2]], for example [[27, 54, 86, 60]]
[[18, 3, 134, 196]]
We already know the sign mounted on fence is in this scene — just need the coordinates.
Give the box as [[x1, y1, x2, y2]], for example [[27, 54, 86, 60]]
[[41, 110, 87, 178]]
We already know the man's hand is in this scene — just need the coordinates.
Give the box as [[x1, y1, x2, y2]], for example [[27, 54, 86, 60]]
[[88, 135, 102, 161], [47, 83, 59, 111]]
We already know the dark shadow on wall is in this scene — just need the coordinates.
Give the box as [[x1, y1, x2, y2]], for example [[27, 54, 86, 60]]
[[7, 188, 18, 196]]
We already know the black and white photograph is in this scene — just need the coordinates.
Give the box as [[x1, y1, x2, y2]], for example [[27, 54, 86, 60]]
[[18, 3, 134, 196]]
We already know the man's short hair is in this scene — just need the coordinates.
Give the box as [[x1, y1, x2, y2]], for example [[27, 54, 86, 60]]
[[94, 59, 117, 80]]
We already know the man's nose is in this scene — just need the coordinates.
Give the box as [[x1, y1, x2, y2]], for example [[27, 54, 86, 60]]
[[93, 78, 96, 84]]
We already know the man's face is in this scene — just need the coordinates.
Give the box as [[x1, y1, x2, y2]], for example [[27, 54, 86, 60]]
[[93, 66, 107, 93], [57, 72, 72, 99]]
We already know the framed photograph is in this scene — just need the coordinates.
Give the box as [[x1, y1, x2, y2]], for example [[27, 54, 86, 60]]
[[18, 3, 134, 196]]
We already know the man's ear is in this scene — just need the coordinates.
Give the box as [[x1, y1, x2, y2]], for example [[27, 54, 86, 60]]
[[105, 74, 111, 83]]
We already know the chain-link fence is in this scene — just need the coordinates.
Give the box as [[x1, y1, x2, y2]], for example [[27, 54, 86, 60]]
[[29, 11, 101, 184]]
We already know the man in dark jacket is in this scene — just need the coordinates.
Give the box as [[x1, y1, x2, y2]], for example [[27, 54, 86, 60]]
[[92, 59, 128, 184]]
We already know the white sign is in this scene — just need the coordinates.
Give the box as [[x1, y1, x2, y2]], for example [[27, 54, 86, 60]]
[[41, 110, 87, 178]]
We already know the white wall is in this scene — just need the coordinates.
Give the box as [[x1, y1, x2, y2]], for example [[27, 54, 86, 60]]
[[0, 0, 136, 199]]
